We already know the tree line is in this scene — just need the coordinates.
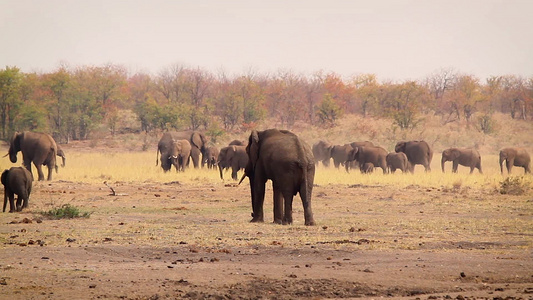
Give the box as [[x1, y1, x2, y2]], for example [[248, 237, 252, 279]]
[[0, 64, 531, 143]]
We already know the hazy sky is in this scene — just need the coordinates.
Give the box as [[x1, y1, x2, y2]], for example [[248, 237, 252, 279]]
[[1, 0, 532, 81]]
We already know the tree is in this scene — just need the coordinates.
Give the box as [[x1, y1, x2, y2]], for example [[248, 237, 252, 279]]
[[379, 81, 424, 130], [316, 94, 343, 127], [0, 66, 23, 139]]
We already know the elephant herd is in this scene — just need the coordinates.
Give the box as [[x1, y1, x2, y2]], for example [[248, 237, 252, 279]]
[[313, 140, 531, 175], [2, 131, 66, 212], [2, 129, 531, 227]]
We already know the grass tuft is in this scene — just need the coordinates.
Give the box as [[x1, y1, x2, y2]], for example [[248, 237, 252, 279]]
[[40, 204, 92, 219], [499, 176, 531, 195]]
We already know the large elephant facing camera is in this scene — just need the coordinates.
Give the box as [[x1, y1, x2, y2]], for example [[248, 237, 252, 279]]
[[2, 167, 32, 212], [243, 129, 315, 226], [395, 140, 433, 173], [218, 145, 248, 180], [8, 131, 58, 181], [499, 147, 531, 174], [169, 139, 191, 172], [156, 131, 208, 171], [441, 147, 482, 174]]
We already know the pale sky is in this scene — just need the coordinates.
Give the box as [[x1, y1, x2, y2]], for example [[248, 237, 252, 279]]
[[1, 0, 532, 81]]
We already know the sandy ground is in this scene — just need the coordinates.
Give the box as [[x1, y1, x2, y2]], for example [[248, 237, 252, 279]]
[[1, 178, 532, 299]]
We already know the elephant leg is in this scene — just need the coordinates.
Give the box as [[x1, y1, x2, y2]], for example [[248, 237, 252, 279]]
[[506, 159, 514, 174], [47, 164, 54, 181], [190, 148, 200, 168], [231, 167, 238, 180], [272, 187, 283, 224], [34, 163, 45, 181], [299, 180, 315, 226], [282, 191, 294, 225], [8, 194, 15, 213], [452, 161, 458, 173], [250, 181, 266, 223], [322, 159, 330, 167], [16, 195, 23, 211]]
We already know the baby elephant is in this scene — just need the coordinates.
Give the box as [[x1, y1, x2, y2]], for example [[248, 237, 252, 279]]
[[361, 162, 374, 174], [2, 167, 33, 212]]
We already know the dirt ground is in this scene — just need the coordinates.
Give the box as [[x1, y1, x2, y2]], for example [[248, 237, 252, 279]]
[[1, 178, 532, 300]]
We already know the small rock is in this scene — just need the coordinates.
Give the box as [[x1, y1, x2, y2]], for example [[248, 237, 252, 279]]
[[41, 257, 49, 260], [460, 272, 466, 278], [66, 238, 76, 243], [89, 284, 96, 288]]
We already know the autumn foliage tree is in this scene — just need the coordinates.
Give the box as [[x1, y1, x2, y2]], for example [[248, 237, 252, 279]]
[[1, 63, 532, 142]]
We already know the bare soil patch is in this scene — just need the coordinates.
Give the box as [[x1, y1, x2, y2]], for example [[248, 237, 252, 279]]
[[1, 179, 532, 299]]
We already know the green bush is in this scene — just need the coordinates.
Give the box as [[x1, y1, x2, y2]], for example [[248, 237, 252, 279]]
[[41, 204, 91, 219]]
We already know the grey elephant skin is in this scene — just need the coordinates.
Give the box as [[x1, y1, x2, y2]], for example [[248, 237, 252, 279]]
[[203, 146, 219, 169], [169, 139, 192, 172], [499, 147, 531, 174], [244, 129, 315, 226], [312, 140, 333, 167], [386, 152, 409, 174], [8, 131, 58, 181], [330, 144, 353, 168], [361, 162, 374, 174], [157, 131, 208, 170], [228, 140, 245, 146], [56, 145, 66, 167], [347, 146, 388, 174], [395, 140, 433, 173], [441, 147, 482, 174], [2, 167, 32, 212], [218, 145, 248, 180]]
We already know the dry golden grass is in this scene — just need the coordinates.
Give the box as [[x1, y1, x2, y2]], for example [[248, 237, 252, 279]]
[[1, 150, 521, 190]]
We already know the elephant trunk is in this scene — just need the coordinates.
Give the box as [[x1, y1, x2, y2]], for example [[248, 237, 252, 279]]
[[441, 157, 446, 173], [61, 156, 66, 167], [499, 154, 505, 174]]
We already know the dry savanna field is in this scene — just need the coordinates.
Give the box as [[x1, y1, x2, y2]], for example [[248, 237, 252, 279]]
[[0, 132, 532, 299]]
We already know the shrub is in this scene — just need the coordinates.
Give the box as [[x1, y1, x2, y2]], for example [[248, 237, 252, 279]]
[[499, 176, 530, 195], [41, 204, 91, 219], [477, 114, 497, 134]]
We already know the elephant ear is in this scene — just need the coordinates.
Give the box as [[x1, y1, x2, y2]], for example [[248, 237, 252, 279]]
[[451, 149, 461, 160], [248, 130, 260, 169], [190, 132, 201, 149], [1, 170, 8, 186], [395, 142, 405, 153]]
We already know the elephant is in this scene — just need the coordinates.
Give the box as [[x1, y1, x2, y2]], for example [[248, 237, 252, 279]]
[[242, 129, 315, 226], [395, 140, 433, 173], [499, 147, 531, 174], [441, 147, 482, 174], [330, 144, 354, 168], [228, 140, 245, 146], [8, 131, 58, 181], [203, 146, 219, 169], [169, 139, 192, 172], [346, 146, 388, 174], [2, 167, 32, 212], [157, 131, 208, 171], [157, 131, 207, 170], [54, 144, 66, 173], [218, 145, 248, 180], [386, 152, 409, 174], [312, 140, 333, 167], [361, 162, 374, 174]]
